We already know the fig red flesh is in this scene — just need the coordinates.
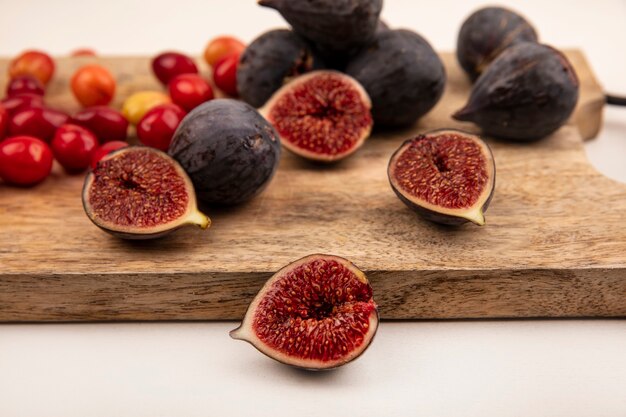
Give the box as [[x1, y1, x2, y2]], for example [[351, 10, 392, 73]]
[[262, 70, 372, 162], [231, 254, 378, 370], [83, 146, 209, 239], [388, 129, 495, 226]]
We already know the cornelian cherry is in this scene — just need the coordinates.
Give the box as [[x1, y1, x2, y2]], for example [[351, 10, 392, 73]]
[[1, 94, 45, 116], [6, 75, 45, 97], [71, 48, 97, 57], [9, 50, 55, 86], [9, 107, 69, 142], [90, 141, 129, 169], [71, 106, 129, 142], [204, 36, 245, 67], [213, 53, 239, 97], [71, 64, 116, 107], [168, 74, 214, 112], [137, 104, 186, 151], [0, 105, 8, 141], [152, 52, 198, 85], [0, 136, 53, 186], [51, 124, 99, 173]]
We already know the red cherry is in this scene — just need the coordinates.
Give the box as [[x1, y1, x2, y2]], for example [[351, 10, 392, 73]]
[[204, 36, 245, 68], [152, 52, 198, 86], [0, 105, 8, 141], [51, 124, 99, 173], [71, 48, 97, 57], [71, 64, 116, 107], [213, 53, 239, 97], [137, 104, 186, 151], [71, 106, 129, 142], [0, 136, 53, 186], [6, 75, 45, 97], [9, 107, 69, 142], [9, 50, 55, 86], [90, 140, 129, 169], [168, 74, 214, 112], [1, 94, 45, 116]]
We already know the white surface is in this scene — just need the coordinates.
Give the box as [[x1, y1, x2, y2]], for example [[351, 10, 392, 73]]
[[1, 1, 625, 416], [2, 321, 626, 417]]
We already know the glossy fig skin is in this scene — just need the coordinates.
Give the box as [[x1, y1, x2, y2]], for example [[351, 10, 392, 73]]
[[259, 0, 382, 61], [169, 99, 281, 205], [454, 43, 579, 141], [345, 29, 446, 127], [457, 6, 538, 81], [237, 29, 324, 108], [388, 129, 496, 226]]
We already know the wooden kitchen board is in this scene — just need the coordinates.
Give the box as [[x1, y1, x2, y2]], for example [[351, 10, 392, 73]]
[[0, 51, 624, 322]]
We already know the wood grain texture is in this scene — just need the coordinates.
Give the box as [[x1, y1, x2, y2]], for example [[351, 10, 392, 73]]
[[0, 51, 624, 322]]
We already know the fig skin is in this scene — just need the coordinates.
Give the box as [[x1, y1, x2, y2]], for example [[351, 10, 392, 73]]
[[388, 129, 496, 226], [258, 0, 383, 61], [237, 29, 325, 108], [82, 146, 210, 240], [261, 70, 372, 163], [453, 43, 579, 141], [457, 6, 538, 81], [231, 254, 379, 371], [345, 29, 446, 127], [168, 99, 281, 205]]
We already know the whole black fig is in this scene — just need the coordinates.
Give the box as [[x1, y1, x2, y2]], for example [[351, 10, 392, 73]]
[[457, 6, 538, 80], [258, 0, 383, 60], [345, 29, 446, 127], [169, 99, 281, 205], [454, 42, 579, 141], [237, 29, 324, 108]]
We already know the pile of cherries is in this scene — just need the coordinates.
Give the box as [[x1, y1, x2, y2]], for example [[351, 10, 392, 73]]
[[0, 36, 245, 187]]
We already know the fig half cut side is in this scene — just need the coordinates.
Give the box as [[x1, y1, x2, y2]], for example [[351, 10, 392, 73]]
[[231, 254, 379, 370], [388, 129, 496, 226], [261, 70, 373, 162], [83, 146, 210, 239]]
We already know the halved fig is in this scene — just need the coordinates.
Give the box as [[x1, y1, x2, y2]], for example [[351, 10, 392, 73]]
[[388, 129, 495, 226], [231, 254, 378, 370], [82, 146, 210, 239], [261, 70, 372, 162]]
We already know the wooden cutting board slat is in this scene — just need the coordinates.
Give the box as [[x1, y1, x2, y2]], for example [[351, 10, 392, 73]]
[[0, 50, 624, 322]]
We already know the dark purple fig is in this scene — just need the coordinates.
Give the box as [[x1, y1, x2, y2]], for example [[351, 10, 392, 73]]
[[454, 43, 579, 141], [457, 6, 538, 81], [237, 29, 324, 108], [168, 99, 281, 205], [345, 29, 446, 127], [83, 146, 210, 240], [376, 19, 390, 33], [388, 129, 496, 226], [231, 254, 379, 370], [258, 0, 383, 60]]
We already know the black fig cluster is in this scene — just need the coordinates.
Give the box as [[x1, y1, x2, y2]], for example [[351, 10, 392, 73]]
[[239, 0, 446, 129], [455, 6, 579, 141]]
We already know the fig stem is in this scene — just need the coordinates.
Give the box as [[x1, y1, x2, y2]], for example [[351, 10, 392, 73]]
[[229, 326, 244, 340], [257, 0, 277, 8], [463, 208, 486, 226], [188, 210, 211, 229], [452, 107, 474, 121], [606, 94, 626, 106]]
